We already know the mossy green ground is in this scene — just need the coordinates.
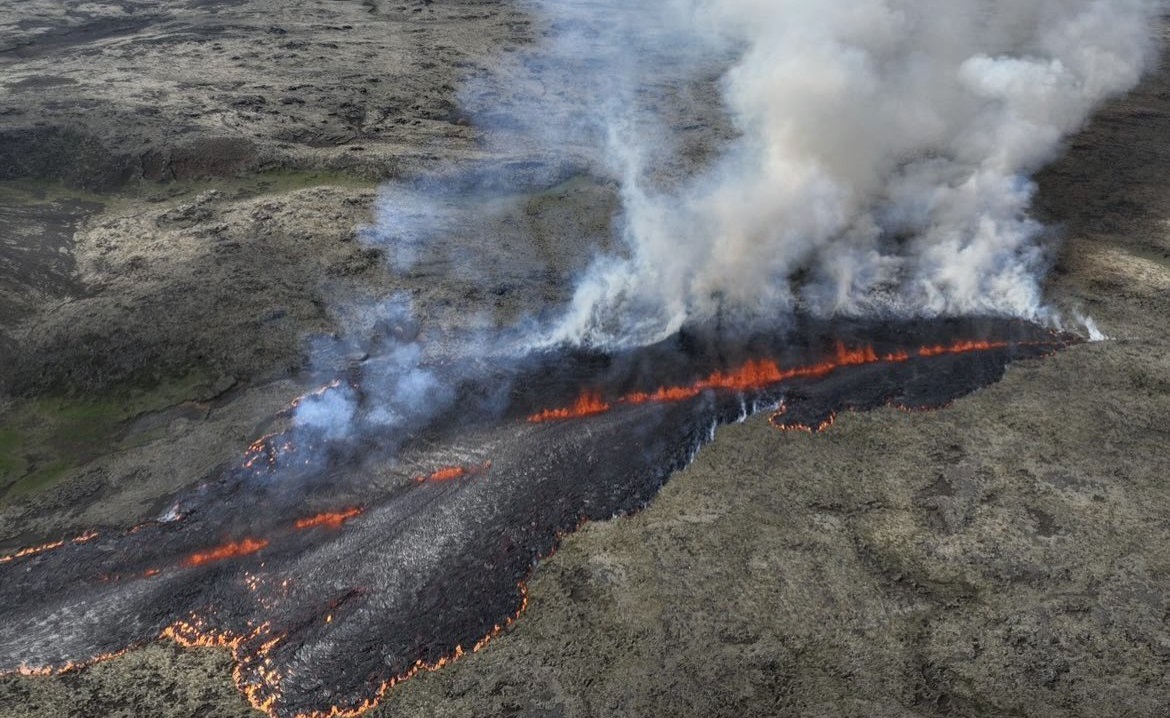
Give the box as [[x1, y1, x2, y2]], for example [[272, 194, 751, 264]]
[[0, 370, 215, 502]]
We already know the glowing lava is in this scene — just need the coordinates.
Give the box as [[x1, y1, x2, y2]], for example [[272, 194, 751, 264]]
[[9, 648, 131, 678], [294, 508, 364, 531], [769, 403, 839, 434], [414, 461, 492, 484], [244, 434, 283, 470], [530, 338, 1038, 422], [0, 530, 98, 565], [528, 391, 610, 423], [161, 618, 285, 715], [290, 583, 531, 718], [185, 538, 270, 568], [0, 325, 1071, 718], [917, 339, 1010, 357]]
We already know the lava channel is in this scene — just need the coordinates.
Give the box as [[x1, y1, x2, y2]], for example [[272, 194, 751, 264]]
[[0, 318, 1076, 718]]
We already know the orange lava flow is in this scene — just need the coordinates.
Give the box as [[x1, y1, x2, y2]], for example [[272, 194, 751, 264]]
[[0, 530, 99, 565], [155, 581, 531, 718], [295, 519, 595, 717], [162, 618, 285, 715], [294, 508, 364, 531], [530, 338, 1036, 423], [770, 411, 839, 434], [527, 391, 610, 423], [163, 518, 563, 718], [287, 379, 344, 411], [2, 648, 132, 679], [917, 339, 1010, 357], [243, 433, 281, 470], [293, 583, 531, 718], [8, 510, 571, 718], [184, 538, 269, 568], [414, 461, 492, 484]]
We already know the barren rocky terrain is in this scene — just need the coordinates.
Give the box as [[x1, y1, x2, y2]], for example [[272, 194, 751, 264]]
[[1, 2, 1169, 718]]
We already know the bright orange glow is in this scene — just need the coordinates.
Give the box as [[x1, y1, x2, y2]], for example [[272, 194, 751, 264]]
[[294, 507, 364, 531], [0, 530, 98, 565], [2, 648, 131, 679], [414, 461, 492, 484], [528, 391, 610, 423], [161, 618, 284, 715], [770, 412, 838, 434], [530, 338, 1045, 422], [917, 339, 1010, 357], [243, 433, 280, 470], [184, 538, 269, 568], [429, 466, 466, 482], [4, 334, 1060, 717]]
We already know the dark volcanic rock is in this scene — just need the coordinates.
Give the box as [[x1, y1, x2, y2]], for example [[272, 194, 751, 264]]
[[0, 319, 1069, 717], [0, 0, 534, 190]]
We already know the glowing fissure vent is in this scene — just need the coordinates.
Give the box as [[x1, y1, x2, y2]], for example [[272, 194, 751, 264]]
[[0, 335, 1062, 718], [528, 339, 1035, 423]]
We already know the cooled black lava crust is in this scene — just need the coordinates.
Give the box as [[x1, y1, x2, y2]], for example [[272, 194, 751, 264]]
[[0, 317, 1073, 717]]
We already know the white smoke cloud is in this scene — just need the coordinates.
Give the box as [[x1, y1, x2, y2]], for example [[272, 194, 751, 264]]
[[294, 384, 358, 441], [543, 0, 1161, 347], [291, 295, 458, 451]]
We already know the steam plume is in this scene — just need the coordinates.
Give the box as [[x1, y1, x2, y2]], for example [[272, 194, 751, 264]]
[[538, 0, 1161, 347]]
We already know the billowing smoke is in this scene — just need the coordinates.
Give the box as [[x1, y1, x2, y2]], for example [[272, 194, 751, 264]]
[[273, 296, 459, 474], [532, 0, 1162, 347], [304, 0, 1162, 477], [363, 0, 1160, 354]]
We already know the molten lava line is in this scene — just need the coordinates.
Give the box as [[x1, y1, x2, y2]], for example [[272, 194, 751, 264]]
[[425, 466, 466, 482], [184, 538, 269, 568], [287, 582, 530, 718], [6, 648, 132, 678], [161, 618, 285, 715], [769, 404, 838, 434], [294, 508, 364, 531], [414, 461, 492, 484], [153, 562, 531, 718], [0, 530, 98, 565], [287, 379, 344, 411], [2, 333, 1064, 718], [528, 339, 1025, 423], [527, 391, 610, 423]]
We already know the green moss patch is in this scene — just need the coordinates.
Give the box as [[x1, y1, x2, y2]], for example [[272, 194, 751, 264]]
[[0, 369, 218, 503]]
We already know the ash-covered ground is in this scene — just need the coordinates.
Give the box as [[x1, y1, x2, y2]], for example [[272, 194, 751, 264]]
[[1, 3, 1169, 718]]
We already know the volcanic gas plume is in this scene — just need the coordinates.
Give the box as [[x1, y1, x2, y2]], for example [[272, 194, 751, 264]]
[[532, 0, 1160, 346], [0, 1, 1153, 716], [0, 318, 1074, 717]]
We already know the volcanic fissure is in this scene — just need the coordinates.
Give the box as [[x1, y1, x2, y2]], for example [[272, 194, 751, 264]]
[[0, 318, 1073, 718]]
